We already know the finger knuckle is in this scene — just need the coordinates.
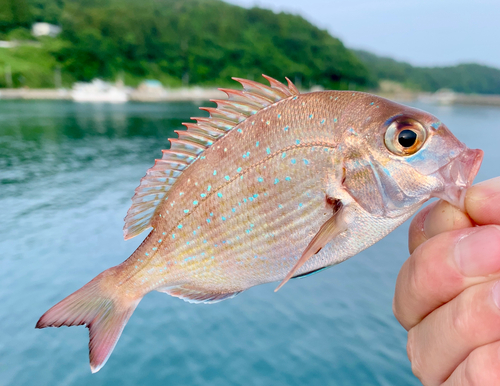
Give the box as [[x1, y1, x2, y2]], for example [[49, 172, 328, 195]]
[[407, 328, 426, 382], [463, 345, 500, 386], [449, 290, 472, 337]]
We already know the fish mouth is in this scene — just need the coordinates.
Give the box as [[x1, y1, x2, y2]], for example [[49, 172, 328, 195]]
[[432, 148, 484, 211]]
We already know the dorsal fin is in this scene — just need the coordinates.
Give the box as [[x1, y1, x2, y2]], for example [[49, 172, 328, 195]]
[[123, 75, 300, 240]]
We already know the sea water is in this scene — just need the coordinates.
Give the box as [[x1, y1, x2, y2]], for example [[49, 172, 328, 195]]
[[0, 99, 498, 386]]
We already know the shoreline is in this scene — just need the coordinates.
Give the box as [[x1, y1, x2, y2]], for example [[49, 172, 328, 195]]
[[1, 87, 500, 107]]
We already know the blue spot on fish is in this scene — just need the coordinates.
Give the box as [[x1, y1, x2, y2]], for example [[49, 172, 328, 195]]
[[193, 200, 198, 205], [278, 114, 281, 119], [201, 193, 206, 198], [309, 114, 313, 119], [278, 204, 283, 209], [178, 224, 183, 229], [237, 167, 242, 173], [172, 234, 176, 238], [225, 175, 230, 181], [232, 207, 236, 212], [210, 212, 213, 216], [253, 194, 258, 198], [303, 159, 309, 165], [285, 176, 291, 181], [217, 192, 223, 198], [184, 209, 189, 213], [284, 126, 289, 131], [296, 139, 300, 145], [258, 177, 263, 182], [222, 216, 226, 221], [158, 239, 162, 243], [256, 141, 259, 147], [207, 185, 211, 191], [334, 118, 338, 123], [206, 218, 211, 223], [274, 178, 279, 184], [299, 203, 303, 207], [145, 252, 149, 256], [213, 170, 217, 176], [282, 152, 286, 158], [321, 119, 325, 124], [266, 147, 271, 155], [237, 128, 243, 133], [291, 159, 296, 164]]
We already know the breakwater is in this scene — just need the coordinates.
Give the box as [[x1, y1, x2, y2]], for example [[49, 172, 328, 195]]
[[1, 87, 500, 106]]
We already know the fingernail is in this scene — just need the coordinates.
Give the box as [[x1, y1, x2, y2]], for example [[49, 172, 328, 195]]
[[492, 281, 500, 310], [455, 226, 500, 277]]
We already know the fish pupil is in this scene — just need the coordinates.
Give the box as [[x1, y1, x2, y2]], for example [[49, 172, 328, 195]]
[[398, 130, 417, 147]]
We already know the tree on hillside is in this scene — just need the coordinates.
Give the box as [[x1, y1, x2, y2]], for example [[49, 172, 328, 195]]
[[0, 0, 32, 32]]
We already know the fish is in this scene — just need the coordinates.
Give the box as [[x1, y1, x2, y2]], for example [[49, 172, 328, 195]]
[[36, 75, 483, 372]]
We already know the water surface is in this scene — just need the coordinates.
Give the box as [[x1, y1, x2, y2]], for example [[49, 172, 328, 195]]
[[1, 100, 498, 386]]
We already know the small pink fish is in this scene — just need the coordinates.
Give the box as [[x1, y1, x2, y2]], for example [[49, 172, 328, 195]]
[[36, 76, 483, 372]]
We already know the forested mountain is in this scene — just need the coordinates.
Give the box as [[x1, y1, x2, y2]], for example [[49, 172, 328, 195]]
[[0, 0, 372, 89], [354, 50, 500, 95], [1, 0, 500, 94]]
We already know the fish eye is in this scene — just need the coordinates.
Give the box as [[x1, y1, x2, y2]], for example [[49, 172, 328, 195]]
[[384, 118, 426, 156]]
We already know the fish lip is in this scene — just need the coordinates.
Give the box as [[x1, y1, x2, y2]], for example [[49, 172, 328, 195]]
[[432, 148, 483, 211]]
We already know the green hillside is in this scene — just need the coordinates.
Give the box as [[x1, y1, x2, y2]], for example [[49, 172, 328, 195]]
[[355, 50, 500, 95], [1, 0, 500, 94], [0, 0, 372, 89]]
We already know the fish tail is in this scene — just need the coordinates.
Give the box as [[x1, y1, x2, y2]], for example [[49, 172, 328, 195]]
[[35, 267, 141, 373]]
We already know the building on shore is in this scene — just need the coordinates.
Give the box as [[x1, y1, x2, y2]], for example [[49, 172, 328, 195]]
[[31, 23, 62, 38]]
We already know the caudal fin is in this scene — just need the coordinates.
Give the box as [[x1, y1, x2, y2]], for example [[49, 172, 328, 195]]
[[36, 269, 141, 373]]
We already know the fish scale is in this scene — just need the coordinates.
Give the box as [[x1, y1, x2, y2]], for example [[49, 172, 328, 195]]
[[36, 75, 483, 373]]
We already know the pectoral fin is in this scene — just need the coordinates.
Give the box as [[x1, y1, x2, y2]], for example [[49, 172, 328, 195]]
[[275, 201, 347, 292]]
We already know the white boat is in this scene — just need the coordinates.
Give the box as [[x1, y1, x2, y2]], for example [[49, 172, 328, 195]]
[[71, 79, 129, 103]]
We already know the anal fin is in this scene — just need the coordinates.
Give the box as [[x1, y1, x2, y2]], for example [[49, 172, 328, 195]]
[[275, 201, 347, 292], [159, 285, 242, 304]]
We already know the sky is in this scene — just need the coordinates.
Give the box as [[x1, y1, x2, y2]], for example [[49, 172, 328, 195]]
[[227, 0, 500, 69]]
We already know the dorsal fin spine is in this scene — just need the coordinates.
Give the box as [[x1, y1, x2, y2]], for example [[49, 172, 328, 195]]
[[182, 122, 227, 137], [285, 77, 300, 95], [232, 77, 288, 101], [123, 75, 300, 240], [210, 99, 258, 115], [262, 75, 293, 95]]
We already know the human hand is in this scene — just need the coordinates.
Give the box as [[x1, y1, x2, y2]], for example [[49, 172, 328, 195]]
[[393, 177, 500, 385]]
